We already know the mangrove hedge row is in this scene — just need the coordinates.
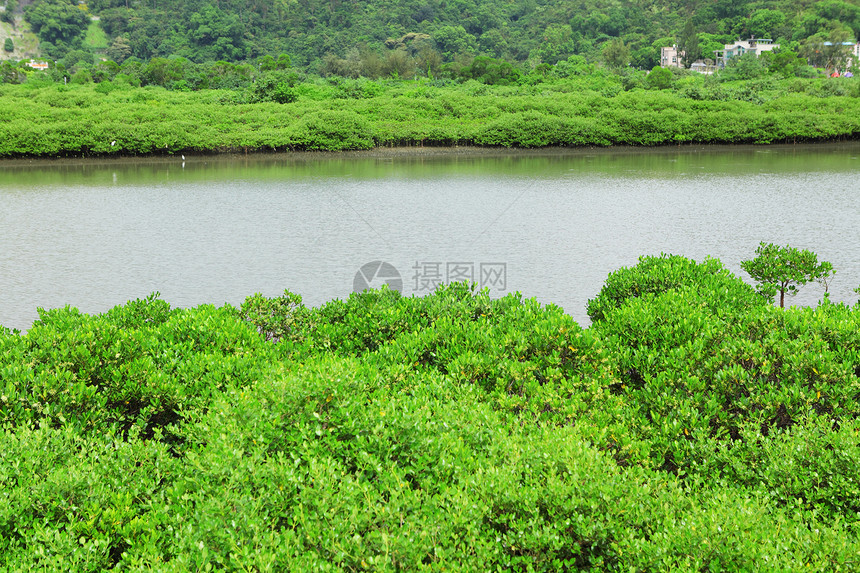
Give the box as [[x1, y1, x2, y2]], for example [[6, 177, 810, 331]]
[[1, 74, 859, 156]]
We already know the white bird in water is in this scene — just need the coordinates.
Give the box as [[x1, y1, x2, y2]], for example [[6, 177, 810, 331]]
[[181, 154, 185, 160]]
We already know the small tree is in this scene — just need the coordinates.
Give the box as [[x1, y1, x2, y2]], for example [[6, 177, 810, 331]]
[[741, 242, 834, 307], [3, 38, 13, 53], [767, 49, 807, 78], [646, 65, 673, 89], [105, 36, 132, 64], [720, 51, 766, 80], [601, 37, 630, 69], [250, 70, 298, 103], [677, 20, 700, 68], [0, 0, 16, 25]]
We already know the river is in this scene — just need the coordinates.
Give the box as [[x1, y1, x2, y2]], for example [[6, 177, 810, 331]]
[[1, 144, 859, 331]]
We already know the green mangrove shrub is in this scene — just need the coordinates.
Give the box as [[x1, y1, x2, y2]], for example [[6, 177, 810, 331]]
[[586, 253, 764, 322], [2, 268, 860, 570], [741, 242, 835, 307]]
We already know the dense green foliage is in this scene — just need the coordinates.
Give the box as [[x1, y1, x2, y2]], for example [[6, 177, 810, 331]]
[[1, 256, 859, 570], [23, 0, 90, 59], [585, 255, 766, 323], [1, 66, 860, 157], [15, 0, 860, 72], [6, 0, 860, 158]]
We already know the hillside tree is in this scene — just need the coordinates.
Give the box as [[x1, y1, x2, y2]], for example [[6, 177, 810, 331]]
[[24, 0, 89, 58], [602, 37, 630, 69], [678, 20, 700, 67]]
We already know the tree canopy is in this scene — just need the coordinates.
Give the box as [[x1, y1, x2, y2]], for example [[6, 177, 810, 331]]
[[24, 0, 90, 59], [18, 0, 860, 67]]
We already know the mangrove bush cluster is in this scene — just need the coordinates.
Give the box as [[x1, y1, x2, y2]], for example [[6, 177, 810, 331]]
[[1, 68, 860, 157], [1, 255, 859, 570]]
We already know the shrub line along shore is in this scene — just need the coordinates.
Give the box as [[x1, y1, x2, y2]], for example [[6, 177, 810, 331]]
[[2, 76, 859, 158]]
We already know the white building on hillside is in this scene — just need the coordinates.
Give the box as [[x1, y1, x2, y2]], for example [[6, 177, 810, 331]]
[[714, 37, 779, 68], [26, 60, 50, 71], [660, 45, 684, 68]]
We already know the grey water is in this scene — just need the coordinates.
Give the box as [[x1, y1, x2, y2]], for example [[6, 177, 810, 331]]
[[1, 144, 859, 332]]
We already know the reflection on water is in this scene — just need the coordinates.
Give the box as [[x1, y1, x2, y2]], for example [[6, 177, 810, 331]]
[[1, 144, 859, 331]]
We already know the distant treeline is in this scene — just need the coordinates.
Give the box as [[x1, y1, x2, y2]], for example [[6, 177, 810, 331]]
[[0, 42, 851, 91], [8, 0, 860, 73]]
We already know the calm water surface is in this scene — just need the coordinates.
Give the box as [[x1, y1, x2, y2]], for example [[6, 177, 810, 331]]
[[1, 145, 859, 331]]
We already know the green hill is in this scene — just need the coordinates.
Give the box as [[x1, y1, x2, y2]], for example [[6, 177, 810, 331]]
[[15, 0, 860, 69]]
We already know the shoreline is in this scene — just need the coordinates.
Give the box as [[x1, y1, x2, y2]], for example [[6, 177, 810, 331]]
[[2, 140, 860, 167]]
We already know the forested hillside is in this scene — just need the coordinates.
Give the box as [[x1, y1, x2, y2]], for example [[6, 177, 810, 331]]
[[7, 0, 860, 70]]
